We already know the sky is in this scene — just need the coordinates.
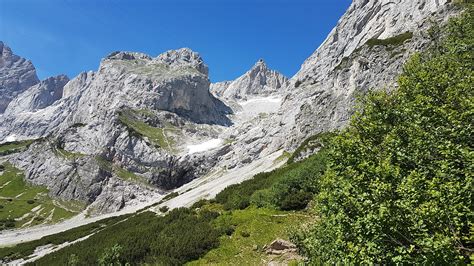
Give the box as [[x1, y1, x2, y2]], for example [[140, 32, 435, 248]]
[[0, 0, 352, 82]]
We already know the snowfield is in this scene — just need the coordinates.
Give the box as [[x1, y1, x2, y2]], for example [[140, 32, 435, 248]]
[[187, 138, 223, 154], [237, 96, 282, 120]]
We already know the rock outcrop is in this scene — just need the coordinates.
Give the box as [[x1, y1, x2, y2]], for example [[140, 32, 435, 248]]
[[210, 59, 288, 100], [4, 74, 69, 115], [279, 0, 456, 149], [0, 41, 39, 113]]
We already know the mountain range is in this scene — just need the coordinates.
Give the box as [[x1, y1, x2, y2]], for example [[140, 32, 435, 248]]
[[0, 0, 469, 263]]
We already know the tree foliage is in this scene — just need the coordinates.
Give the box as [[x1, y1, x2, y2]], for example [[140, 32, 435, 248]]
[[294, 7, 473, 264]]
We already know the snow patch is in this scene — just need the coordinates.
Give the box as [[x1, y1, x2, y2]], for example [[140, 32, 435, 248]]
[[239, 96, 282, 106], [187, 139, 223, 154], [4, 134, 17, 142]]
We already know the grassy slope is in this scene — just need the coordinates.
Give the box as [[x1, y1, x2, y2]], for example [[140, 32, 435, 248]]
[[118, 110, 178, 153], [0, 163, 82, 231], [0, 140, 34, 156], [188, 206, 309, 265]]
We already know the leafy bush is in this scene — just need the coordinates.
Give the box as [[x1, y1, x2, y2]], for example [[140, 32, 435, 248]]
[[294, 8, 473, 264], [271, 149, 329, 210], [250, 189, 274, 208], [191, 199, 209, 209]]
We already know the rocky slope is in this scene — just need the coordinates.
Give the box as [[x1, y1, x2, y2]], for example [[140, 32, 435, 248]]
[[278, 0, 458, 149], [0, 41, 39, 113]]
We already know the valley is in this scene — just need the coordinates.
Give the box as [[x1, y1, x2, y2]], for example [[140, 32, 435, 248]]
[[0, 0, 472, 264]]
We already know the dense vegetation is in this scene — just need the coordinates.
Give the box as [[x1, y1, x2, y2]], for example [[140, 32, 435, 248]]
[[293, 8, 473, 264], [215, 135, 330, 211], [32, 209, 222, 265]]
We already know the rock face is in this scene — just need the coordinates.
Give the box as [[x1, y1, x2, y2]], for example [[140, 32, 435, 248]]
[[0, 47, 234, 214], [210, 59, 288, 100], [278, 0, 456, 149], [4, 75, 69, 115], [0, 41, 39, 113]]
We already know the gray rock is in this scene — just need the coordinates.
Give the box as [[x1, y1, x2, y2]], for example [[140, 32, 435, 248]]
[[210, 59, 288, 100], [0, 41, 39, 113], [4, 75, 69, 114]]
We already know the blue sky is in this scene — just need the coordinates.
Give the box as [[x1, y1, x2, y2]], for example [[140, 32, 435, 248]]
[[0, 0, 351, 82]]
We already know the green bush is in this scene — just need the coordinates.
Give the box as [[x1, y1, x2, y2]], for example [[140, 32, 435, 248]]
[[159, 206, 169, 213], [26, 200, 35, 204], [294, 8, 473, 264], [250, 189, 274, 208], [191, 199, 209, 209], [271, 149, 329, 210]]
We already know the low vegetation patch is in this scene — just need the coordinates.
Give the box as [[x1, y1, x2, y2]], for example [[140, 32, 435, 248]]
[[118, 109, 178, 153], [95, 156, 149, 186], [0, 140, 35, 156], [188, 207, 310, 265], [366, 31, 413, 47]]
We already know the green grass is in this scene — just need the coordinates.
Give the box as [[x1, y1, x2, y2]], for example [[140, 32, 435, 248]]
[[53, 147, 85, 160], [366, 31, 413, 47], [0, 140, 35, 156], [118, 110, 178, 153], [187, 206, 310, 265], [0, 163, 81, 231], [273, 151, 291, 164], [334, 32, 413, 71]]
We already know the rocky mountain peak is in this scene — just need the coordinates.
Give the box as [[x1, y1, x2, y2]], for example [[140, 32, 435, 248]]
[[0, 41, 39, 113], [0, 41, 12, 58], [154, 48, 209, 75], [210, 59, 288, 100], [105, 51, 152, 61]]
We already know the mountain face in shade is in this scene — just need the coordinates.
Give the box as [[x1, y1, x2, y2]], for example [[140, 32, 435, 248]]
[[4, 74, 69, 115], [0, 41, 39, 113]]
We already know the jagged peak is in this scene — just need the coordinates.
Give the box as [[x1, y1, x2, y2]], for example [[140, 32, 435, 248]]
[[104, 51, 152, 61], [0, 41, 14, 58]]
